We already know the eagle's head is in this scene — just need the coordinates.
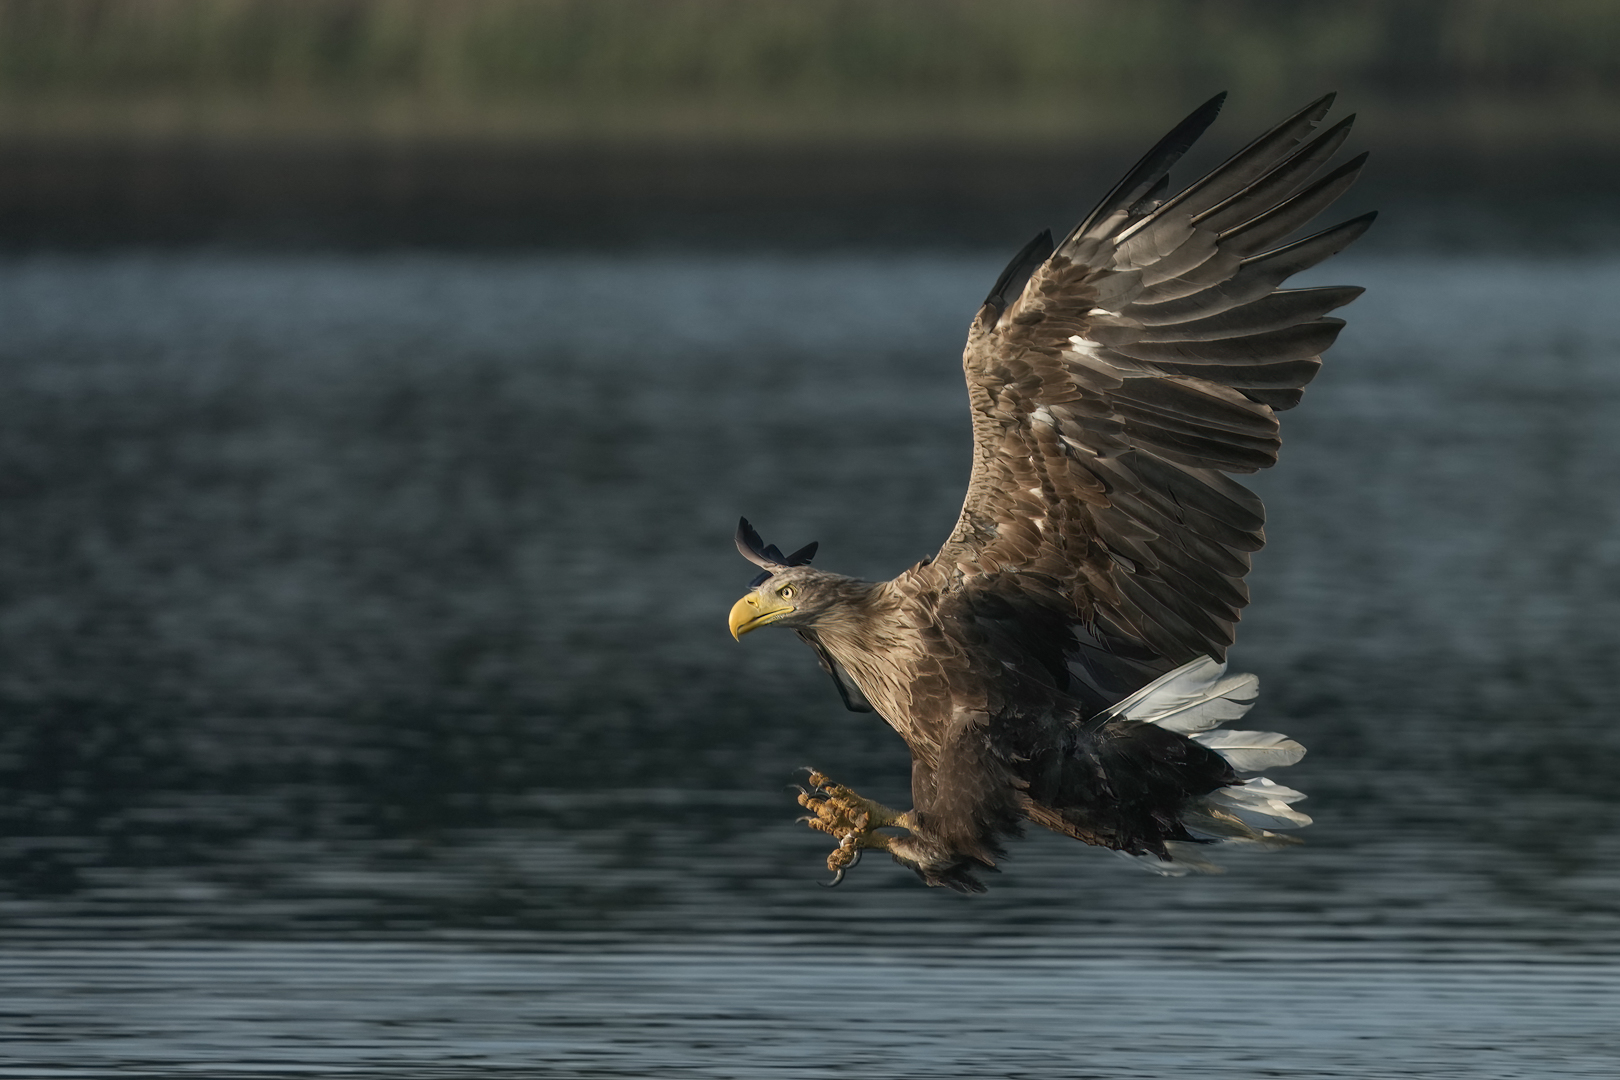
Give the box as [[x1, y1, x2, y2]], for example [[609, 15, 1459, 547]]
[[728, 564, 851, 639], [730, 516, 858, 640]]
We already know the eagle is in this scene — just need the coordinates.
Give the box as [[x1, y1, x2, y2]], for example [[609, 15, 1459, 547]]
[[728, 93, 1371, 892]]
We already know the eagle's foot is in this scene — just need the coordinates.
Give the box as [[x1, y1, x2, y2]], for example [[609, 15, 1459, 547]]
[[796, 770, 915, 885]]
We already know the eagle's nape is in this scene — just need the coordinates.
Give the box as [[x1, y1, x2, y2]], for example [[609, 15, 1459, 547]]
[[729, 93, 1360, 892]]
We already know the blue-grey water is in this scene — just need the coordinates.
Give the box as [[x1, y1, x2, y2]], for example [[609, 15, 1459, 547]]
[[1, 246, 1618, 1077]]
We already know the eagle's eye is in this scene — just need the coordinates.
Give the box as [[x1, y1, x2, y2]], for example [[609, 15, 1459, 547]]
[[780, 585, 796, 600]]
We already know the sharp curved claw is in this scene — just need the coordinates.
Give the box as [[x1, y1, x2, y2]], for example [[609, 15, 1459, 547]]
[[846, 847, 863, 869], [822, 867, 847, 888]]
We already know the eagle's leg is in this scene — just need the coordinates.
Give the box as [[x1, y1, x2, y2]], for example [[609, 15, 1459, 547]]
[[796, 770, 917, 884]]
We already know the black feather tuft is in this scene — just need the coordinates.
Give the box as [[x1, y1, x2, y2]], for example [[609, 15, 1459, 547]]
[[735, 517, 818, 587], [796, 630, 875, 713]]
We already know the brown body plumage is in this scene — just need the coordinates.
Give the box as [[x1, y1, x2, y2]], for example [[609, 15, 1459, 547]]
[[730, 93, 1366, 891]]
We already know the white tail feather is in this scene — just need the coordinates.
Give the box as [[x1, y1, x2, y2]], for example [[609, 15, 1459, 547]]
[[1107, 656, 1311, 877], [1104, 655, 1259, 733], [1205, 777, 1312, 830], [1192, 729, 1306, 772]]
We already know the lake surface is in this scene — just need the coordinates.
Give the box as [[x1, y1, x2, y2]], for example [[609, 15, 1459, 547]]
[[1, 247, 1618, 1077]]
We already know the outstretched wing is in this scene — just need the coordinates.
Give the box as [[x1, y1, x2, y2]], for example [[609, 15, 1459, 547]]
[[929, 93, 1372, 688]]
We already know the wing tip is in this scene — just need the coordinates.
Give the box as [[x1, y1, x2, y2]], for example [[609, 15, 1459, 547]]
[[1303, 90, 1337, 119], [983, 228, 1057, 316], [1068, 90, 1231, 244]]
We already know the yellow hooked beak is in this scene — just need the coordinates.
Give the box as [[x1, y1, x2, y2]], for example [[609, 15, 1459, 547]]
[[729, 591, 795, 640]]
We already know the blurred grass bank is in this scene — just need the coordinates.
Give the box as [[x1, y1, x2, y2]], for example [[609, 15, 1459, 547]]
[[0, 0, 1616, 247], [3, 0, 1618, 145]]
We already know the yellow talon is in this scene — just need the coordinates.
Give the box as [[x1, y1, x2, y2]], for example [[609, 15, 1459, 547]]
[[794, 769, 916, 884]]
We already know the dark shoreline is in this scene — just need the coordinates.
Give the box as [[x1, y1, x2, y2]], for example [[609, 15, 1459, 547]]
[[2, 136, 1617, 252]]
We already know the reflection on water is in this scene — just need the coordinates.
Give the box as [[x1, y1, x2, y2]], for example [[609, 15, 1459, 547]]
[[1, 250, 1618, 1076], [9, 943, 1620, 1079]]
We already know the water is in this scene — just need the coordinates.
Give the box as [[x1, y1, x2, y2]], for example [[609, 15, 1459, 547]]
[[1, 248, 1618, 1077]]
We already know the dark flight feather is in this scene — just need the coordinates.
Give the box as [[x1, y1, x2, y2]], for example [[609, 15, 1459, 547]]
[[1068, 92, 1227, 244], [984, 230, 1057, 322]]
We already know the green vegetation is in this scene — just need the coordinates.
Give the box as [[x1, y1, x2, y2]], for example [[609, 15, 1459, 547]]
[[0, 0, 1616, 144]]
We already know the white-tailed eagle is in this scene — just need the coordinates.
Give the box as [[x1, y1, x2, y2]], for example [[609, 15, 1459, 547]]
[[730, 93, 1370, 891]]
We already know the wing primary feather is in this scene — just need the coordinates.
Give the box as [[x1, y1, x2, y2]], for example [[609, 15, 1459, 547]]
[[1150, 358, 1326, 393], [1114, 455, 1266, 533], [1238, 211, 1378, 273], [1066, 91, 1227, 245], [1109, 319, 1345, 365], [982, 229, 1056, 318], [1191, 114, 1358, 232], [1216, 153, 1370, 257], [1118, 424, 1278, 474], [1128, 173, 1172, 217], [1111, 402, 1280, 456], [1243, 386, 1308, 411], [1127, 286, 1363, 339], [1115, 92, 1337, 244], [1101, 380, 1278, 437], [1133, 211, 1376, 312]]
